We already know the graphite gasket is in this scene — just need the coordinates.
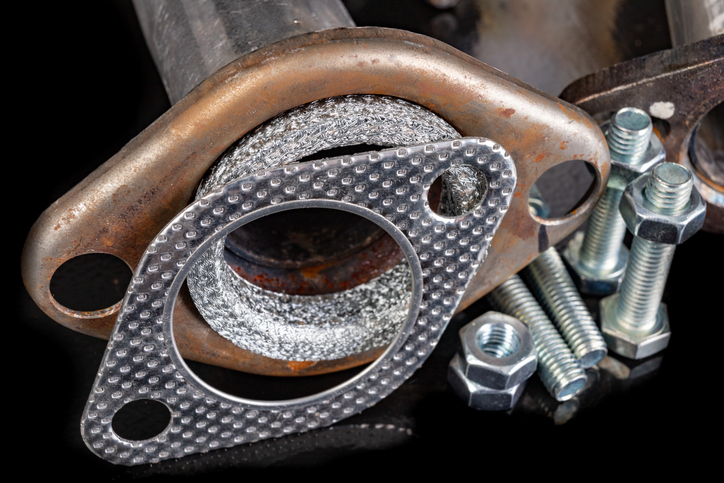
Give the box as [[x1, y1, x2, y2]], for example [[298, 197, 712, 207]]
[[81, 137, 516, 465]]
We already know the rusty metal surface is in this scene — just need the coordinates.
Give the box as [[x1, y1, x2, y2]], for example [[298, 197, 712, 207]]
[[22, 27, 608, 376], [560, 35, 724, 233]]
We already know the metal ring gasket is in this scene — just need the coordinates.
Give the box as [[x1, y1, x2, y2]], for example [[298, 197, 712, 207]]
[[81, 137, 516, 464], [187, 95, 459, 361]]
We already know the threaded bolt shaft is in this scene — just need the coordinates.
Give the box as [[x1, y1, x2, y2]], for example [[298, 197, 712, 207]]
[[578, 188, 628, 272], [524, 248, 607, 368], [489, 275, 587, 401], [616, 239, 675, 331], [606, 107, 653, 161], [615, 163, 694, 330], [576, 107, 653, 276]]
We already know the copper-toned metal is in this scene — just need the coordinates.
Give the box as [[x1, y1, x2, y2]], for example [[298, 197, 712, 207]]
[[22, 27, 608, 376], [561, 35, 724, 233]]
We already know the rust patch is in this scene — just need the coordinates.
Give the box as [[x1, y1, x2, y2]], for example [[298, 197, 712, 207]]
[[497, 108, 516, 118], [287, 360, 317, 371], [534, 153, 546, 163], [513, 183, 526, 199], [300, 263, 327, 279], [560, 141, 569, 150], [54, 208, 79, 231]]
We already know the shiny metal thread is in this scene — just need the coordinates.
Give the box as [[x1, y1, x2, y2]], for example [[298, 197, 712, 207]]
[[606, 107, 653, 162], [489, 275, 587, 401], [577, 107, 653, 274], [616, 239, 675, 331], [644, 162, 694, 215], [616, 163, 694, 331], [477, 323, 521, 358], [579, 187, 628, 272], [524, 248, 607, 368]]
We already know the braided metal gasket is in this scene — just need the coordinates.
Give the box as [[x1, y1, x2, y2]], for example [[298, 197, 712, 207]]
[[188, 95, 461, 361], [82, 137, 516, 465]]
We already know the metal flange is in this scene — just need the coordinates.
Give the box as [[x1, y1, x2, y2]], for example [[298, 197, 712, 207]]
[[22, 27, 609, 375], [561, 35, 724, 233]]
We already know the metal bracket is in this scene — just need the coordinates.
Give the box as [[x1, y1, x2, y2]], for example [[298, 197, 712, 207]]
[[561, 34, 724, 233], [82, 138, 515, 464]]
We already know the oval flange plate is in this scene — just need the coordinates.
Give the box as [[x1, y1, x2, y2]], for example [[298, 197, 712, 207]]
[[81, 137, 516, 465]]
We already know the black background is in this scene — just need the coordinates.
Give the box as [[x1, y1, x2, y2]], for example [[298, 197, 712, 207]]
[[14, 0, 721, 479]]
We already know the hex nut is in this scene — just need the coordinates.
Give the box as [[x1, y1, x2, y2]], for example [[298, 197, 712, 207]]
[[457, 312, 537, 390], [562, 231, 629, 295], [603, 121, 666, 192], [619, 174, 707, 245], [448, 353, 527, 411], [600, 294, 671, 360]]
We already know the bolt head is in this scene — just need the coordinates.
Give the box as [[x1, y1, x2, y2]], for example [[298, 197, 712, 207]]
[[600, 294, 671, 360], [448, 353, 527, 411], [619, 174, 707, 244], [562, 231, 629, 295], [457, 312, 537, 390], [603, 121, 666, 191]]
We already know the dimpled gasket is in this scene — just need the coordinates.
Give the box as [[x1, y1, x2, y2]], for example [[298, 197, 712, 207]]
[[81, 138, 516, 465], [187, 95, 460, 361]]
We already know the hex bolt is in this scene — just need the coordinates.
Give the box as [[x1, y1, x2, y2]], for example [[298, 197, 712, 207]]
[[601, 162, 706, 359], [488, 275, 587, 401], [563, 107, 665, 295], [523, 247, 607, 368]]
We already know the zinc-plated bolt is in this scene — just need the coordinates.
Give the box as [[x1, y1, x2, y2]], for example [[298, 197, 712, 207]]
[[488, 275, 587, 401], [563, 107, 664, 295], [523, 248, 607, 368], [606, 107, 653, 161], [601, 162, 706, 359]]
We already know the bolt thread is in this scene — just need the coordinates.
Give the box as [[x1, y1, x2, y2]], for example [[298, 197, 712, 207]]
[[576, 107, 652, 276], [606, 107, 653, 161], [489, 275, 586, 401], [616, 163, 693, 331], [477, 323, 520, 358], [579, 187, 628, 272], [644, 163, 693, 215], [524, 249, 607, 368], [616, 238, 675, 331]]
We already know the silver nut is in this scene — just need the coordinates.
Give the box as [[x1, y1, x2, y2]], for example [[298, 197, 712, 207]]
[[448, 353, 527, 411], [562, 231, 629, 295], [603, 121, 666, 191], [619, 174, 707, 244], [600, 294, 671, 360], [457, 312, 537, 390]]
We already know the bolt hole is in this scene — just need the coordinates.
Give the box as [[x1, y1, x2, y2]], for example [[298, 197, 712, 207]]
[[112, 399, 171, 441], [689, 101, 724, 189], [429, 165, 487, 217], [651, 117, 671, 140], [528, 160, 596, 220], [476, 322, 520, 358], [49, 253, 132, 313]]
